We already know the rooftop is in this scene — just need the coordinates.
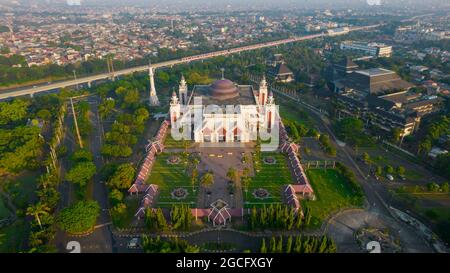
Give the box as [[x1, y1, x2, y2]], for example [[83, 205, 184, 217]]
[[190, 81, 256, 106], [355, 68, 395, 77]]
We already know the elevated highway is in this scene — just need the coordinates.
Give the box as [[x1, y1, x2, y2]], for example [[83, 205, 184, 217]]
[[0, 24, 380, 100]]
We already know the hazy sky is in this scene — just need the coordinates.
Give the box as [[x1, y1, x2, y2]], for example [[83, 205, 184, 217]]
[[1, 0, 449, 10]]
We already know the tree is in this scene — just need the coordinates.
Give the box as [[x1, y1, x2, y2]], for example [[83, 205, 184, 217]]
[[396, 166, 406, 177], [385, 165, 394, 175], [375, 166, 383, 177], [71, 148, 93, 163], [260, 238, 267, 253], [134, 107, 150, 125], [98, 98, 115, 118], [58, 201, 100, 234], [115, 87, 139, 109], [269, 236, 277, 253], [427, 182, 440, 192], [107, 163, 135, 190], [441, 182, 449, 193], [0, 99, 30, 125], [285, 236, 293, 253], [391, 128, 402, 143], [226, 167, 239, 184], [191, 168, 199, 192], [101, 144, 132, 158], [276, 236, 283, 253], [65, 162, 97, 188], [362, 152, 370, 164], [36, 109, 52, 122], [109, 189, 124, 205], [26, 203, 50, 230], [418, 139, 432, 155], [241, 176, 251, 193], [200, 172, 214, 188], [334, 117, 364, 142]]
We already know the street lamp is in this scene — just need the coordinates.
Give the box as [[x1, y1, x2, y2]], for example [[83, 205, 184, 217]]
[[73, 70, 78, 90]]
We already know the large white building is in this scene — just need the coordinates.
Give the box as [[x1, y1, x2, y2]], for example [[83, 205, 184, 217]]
[[170, 76, 278, 145], [340, 41, 393, 57]]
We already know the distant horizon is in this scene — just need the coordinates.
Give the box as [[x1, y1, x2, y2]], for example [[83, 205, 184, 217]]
[[1, 0, 449, 11]]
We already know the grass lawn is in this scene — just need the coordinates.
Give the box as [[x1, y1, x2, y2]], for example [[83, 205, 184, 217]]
[[147, 153, 198, 208], [303, 169, 363, 229], [0, 198, 10, 219], [244, 152, 293, 208], [0, 220, 29, 253], [164, 135, 192, 149], [279, 103, 314, 129]]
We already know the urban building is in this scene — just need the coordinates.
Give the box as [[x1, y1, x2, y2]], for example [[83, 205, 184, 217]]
[[267, 54, 294, 83], [340, 41, 393, 57], [330, 59, 441, 137]]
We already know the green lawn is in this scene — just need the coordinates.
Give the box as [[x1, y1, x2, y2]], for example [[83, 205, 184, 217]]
[[244, 152, 293, 208], [279, 103, 314, 129], [146, 153, 198, 208], [164, 135, 192, 149], [0, 220, 29, 253], [0, 198, 10, 219], [303, 169, 363, 229]]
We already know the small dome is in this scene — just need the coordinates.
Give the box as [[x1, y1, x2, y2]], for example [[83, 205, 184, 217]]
[[210, 79, 239, 100]]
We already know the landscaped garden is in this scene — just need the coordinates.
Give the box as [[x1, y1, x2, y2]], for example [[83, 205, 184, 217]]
[[164, 135, 192, 149], [146, 153, 198, 207], [244, 152, 293, 208], [302, 168, 364, 229]]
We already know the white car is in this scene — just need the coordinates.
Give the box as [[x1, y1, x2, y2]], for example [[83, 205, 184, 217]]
[[127, 238, 140, 249], [386, 174, 394, 181]]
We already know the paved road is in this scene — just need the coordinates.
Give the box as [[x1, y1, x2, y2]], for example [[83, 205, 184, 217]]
[[55, 96, 114, 253], [0, 24, 380, 100]]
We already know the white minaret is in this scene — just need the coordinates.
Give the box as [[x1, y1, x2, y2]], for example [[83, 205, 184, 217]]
[[259, 75, 268, 106], [148, 64, 160, 106], [170, 90, 180, 127], [179, 74, 188, 105], [266, 90, 275, 132]]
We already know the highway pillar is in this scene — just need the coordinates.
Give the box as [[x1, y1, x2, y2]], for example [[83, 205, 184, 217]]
[[87, 81, 92, 88]]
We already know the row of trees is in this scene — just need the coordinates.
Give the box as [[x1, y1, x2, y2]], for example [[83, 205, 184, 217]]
[[318, 134, 337, 157], [106, 163, 136, 227], [248, 204, 307, 231], [260, 235, 337, 253], [25, 98, 67, 252], [335, 162, 365, 206], [283, 118, 319, 142], [142, 235, 200, 253], [99, 83, 150, 159], [417, 115, 449, 156], [144, 205, 194, 232], [65, 149, 97, 199]]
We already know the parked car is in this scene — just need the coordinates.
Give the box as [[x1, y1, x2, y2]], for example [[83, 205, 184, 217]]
[[127, 238, 140, 249], [386, 174, 394, 181]]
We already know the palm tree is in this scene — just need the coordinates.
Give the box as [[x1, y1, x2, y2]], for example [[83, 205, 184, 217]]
[[26, 203, 50, 230], [191, 168, 199, 193], [200, 172, 214, 189], [226, 167, 239, 184]]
